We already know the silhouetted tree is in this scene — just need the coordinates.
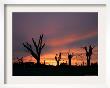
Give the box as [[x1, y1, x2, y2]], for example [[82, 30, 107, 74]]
[[55, 52, 62, 66], [83, 61, 84, 66], [23, 34, 45, 65], [17, 57, 23, 64], [44, 60, 46, 65], [82, 45, 95, 66], [89, 45, 95, 55], [82, 46, 89, 66], [66, 61, 67, 64], [68, 53, 73, 66], [88, 45, 95, 66]]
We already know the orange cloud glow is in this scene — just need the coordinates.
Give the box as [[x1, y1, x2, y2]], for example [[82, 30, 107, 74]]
[[47, 31, 97, 47], [14, 47, 98, 66]]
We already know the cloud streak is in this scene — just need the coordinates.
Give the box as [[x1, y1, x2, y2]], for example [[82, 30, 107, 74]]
[[47, 30, 97, 47]]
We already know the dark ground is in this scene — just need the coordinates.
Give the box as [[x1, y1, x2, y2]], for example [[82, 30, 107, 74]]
[[13, 63, 98, 76]]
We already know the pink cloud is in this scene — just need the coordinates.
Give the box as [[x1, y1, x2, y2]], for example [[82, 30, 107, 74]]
[[47, 31, 97, 47]]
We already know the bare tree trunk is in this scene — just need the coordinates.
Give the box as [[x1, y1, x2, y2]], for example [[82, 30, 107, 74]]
[[37, 57, 40, 65], [88, 56, 91, 66], [69, 58, 71, 66], [57, 61, 59, 66], [87, 56, 90, 67]]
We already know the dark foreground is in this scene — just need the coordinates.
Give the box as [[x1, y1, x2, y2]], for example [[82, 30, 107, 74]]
[[13, 63, 98, 76]]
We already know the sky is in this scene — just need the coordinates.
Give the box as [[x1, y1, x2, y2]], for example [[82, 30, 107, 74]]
[[12, 12, 98, 66]]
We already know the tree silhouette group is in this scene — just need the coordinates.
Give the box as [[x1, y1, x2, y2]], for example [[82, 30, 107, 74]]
[[54, 52, 74, 66], [22, 34, 95, 67]]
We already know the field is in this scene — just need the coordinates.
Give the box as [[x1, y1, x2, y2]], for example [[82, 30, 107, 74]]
[[13, 63, 98, 76]]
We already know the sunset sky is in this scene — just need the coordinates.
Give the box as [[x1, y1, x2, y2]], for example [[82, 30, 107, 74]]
[[12, 12, 98, 66]]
